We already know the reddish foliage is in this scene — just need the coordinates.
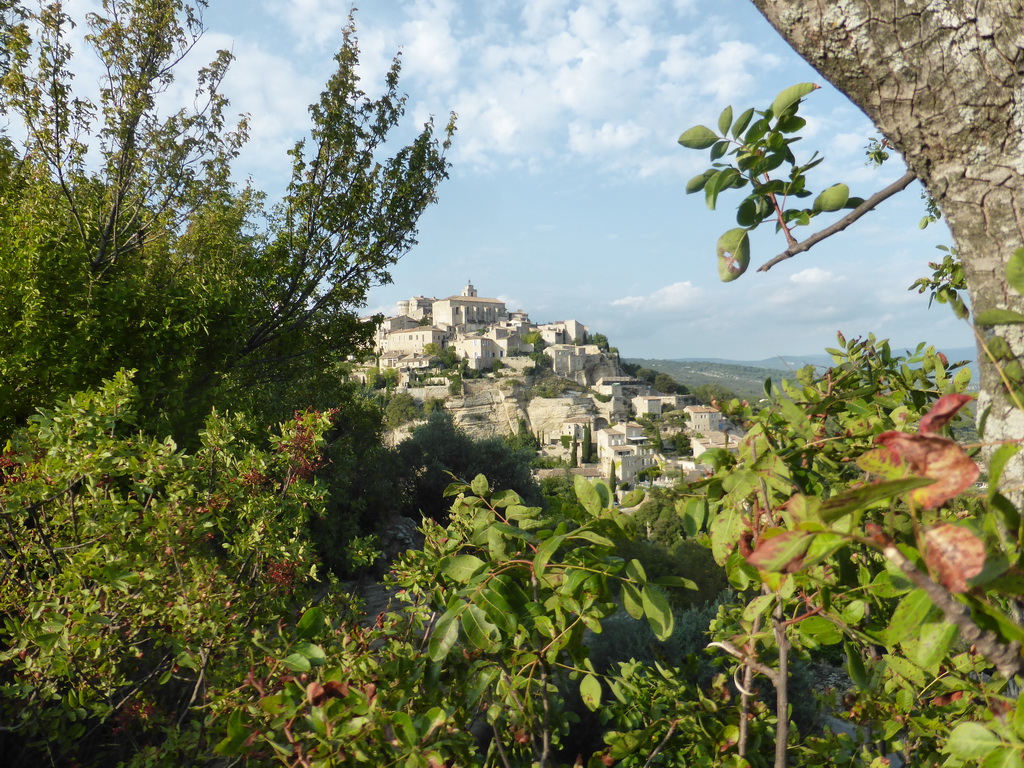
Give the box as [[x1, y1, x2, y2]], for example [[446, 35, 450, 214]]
[[923, 523, 986, 593], [874, 432, 979, 509], [918, 393, 973, 434]]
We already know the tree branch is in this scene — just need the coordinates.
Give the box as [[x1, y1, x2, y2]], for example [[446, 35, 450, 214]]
[[876, 536, 1023, 679], [757, 171, 916, 273]]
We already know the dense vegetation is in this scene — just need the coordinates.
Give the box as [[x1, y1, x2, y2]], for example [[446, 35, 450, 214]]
[[2, 3, 1023, 767]]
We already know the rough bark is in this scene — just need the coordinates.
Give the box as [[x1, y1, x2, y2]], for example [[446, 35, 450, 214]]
[[748, 0, 1024, 493]]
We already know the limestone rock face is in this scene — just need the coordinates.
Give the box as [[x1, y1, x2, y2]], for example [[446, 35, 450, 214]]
[[527, 396, 596, 443], [582, 353, 620, 386], [446, 380, 530, 439]]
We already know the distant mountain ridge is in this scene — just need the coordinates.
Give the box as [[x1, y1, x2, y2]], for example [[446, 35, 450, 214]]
[[626, 346, 978, 402], [669, 345, 976, 371]]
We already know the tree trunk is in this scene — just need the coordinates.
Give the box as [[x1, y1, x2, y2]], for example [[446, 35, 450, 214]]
[[748, 0, 1024, 492]]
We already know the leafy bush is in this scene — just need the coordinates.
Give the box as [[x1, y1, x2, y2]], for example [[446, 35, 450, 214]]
[[0, 372, 336, 766]]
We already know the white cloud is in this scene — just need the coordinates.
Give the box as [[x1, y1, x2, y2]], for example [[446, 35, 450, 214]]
[[790, 268, 840, 286], [267, 0, 350, 50], [568, 121, 649, 154], [611, 281, 702, 311]]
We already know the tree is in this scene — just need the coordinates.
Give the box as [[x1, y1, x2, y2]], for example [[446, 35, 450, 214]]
[[582, 423, 594, 464], [384, 391, 420, 428], [703, 1, 1024, 493], [396, 410, 541, 520], [654, 372, 686, 395], [0, 1, 454, 440]]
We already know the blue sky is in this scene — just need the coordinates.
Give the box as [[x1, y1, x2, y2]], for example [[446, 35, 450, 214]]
[[87, 0, 978, 359]]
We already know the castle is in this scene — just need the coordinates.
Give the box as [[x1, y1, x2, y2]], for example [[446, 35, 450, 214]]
[[367, 283, 741, 488]]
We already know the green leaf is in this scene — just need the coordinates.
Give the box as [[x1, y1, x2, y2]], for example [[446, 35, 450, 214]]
[[281, 652, 312, 672], [428, 608, 461, 661], [625, 558, 648, 584], [983, 747, 1024, 768], [442, 554, 487, 583], [678, 124, 720, 149], [461, 604, 499, 651], [295, 606, 326, 641], [844, 642, 869, 690], [885, 589, 935, 645], [292, 642, 326, 666], [818, 477, 934, 522], [533, 533, 565, 579], [678, 497, 707, 537], [903, 619, 956, 671], [736, 197, 757, 227], [976, 308, 1024, 325], [478, 586, 516, 635], [799, 615, 842, 645], [1006, 247, 1024, 296], [621, 580, 644, 620], [710, 140, 729, 161], [717, 105, 733, 136], [704, 169, 734, 210], [947, 722, 1001, 760], [772, 82, 818, 116], [716, 228, 750, 282], [619, 488, 644, 508], [641, 585, 674, 640], [731, 107, 755, 138], [685, 170, 713, 194], [568, 528, 614, 548], [471, 473, 489, 497], [989, 444, 1022, 496], [580, 673, 602, 711], [813, 183, 850, 213], [574, 474, 603, 515]]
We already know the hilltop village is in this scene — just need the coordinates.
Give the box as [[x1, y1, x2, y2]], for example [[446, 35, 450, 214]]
[[362, 283, 745, 487]]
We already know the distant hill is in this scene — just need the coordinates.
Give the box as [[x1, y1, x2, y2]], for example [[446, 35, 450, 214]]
[[626, 345, 979, 402], [624, 358, 790, 402], [669, 345, 976, 371]]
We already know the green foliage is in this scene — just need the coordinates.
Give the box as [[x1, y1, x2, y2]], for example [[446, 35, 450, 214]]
[[311, 387, 405, 578], [680, 83, 868, 281], [221, 474, 704, 767], [909, 246, 969, 320], [0, 2, 453, 440], [384, 391, 421, 428], [654, 372, 687, 394], [681, 332, 1024, 765], [397, 410, 542, 520], [694, 382, 740, 405], [0, 371, 336, 765]]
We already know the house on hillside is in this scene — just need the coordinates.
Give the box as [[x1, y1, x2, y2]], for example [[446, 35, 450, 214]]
[[595, 425, 657, 486], [684, 405, 723, 434], [382, 326, 449, 356], [451, 335, 504, 371]]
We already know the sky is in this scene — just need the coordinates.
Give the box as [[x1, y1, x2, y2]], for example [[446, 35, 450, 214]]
[[68, 0, 977, 361]]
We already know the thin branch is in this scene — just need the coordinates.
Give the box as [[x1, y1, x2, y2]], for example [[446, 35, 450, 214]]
[[707, 641, 780, 683], [773, 601, 790, 768], [875, 535, 1023, 679], [757, 171, 916, 272], [641, 719, 678, 768]]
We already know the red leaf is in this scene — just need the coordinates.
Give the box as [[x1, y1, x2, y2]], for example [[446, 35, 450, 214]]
[[919, 393, 973, 434], [746, 530, 813, 572], [923, 523, 986, 593], [874, 432, 979, 508]]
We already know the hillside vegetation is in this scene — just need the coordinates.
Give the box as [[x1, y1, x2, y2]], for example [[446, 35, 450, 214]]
[[2, 5, 1022, 768], [625, 358, 788, 402]]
